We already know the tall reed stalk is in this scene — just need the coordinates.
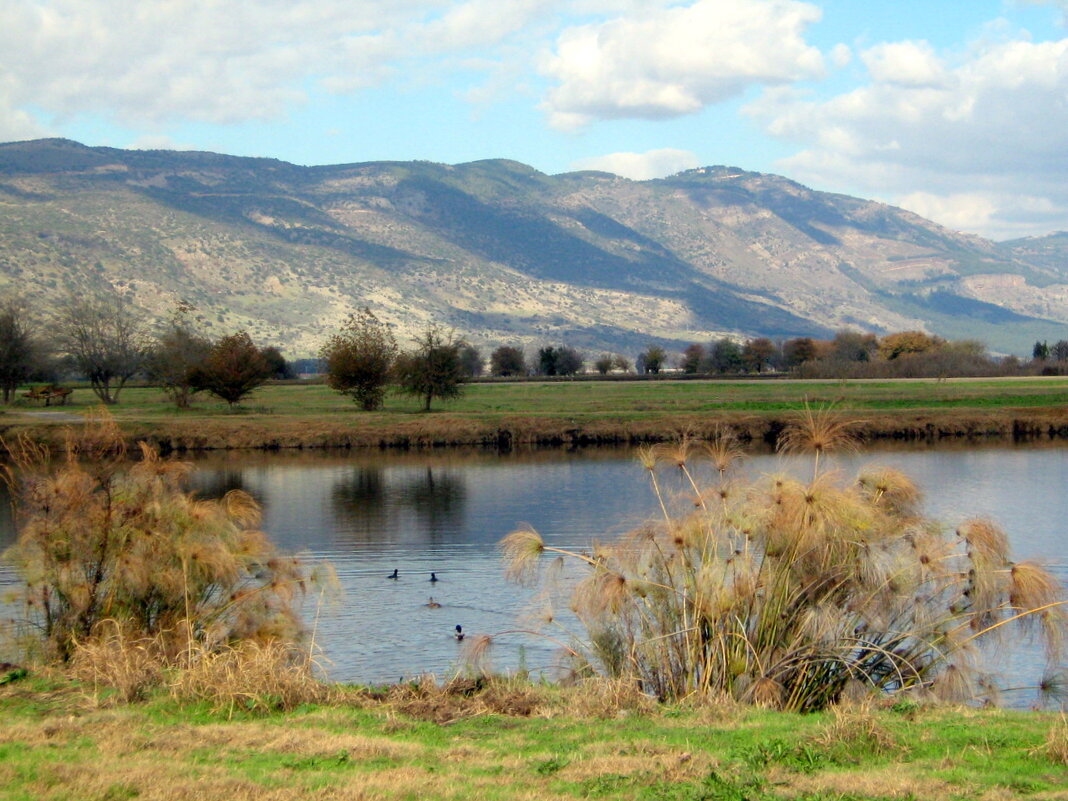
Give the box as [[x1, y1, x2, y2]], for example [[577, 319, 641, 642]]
[[501, 414, 1067, 710]]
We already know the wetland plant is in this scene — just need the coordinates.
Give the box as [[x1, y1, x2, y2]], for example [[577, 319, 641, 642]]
[[2, 411, 320, 663], [501, 415, 1067, 710]]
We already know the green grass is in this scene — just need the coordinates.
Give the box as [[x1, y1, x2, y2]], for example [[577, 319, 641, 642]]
[[0, 678, 1064, 801], [16, 375, 1068, 419], [8, 375, 1068, 449]]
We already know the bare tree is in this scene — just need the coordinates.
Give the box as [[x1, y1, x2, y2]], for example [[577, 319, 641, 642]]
[[0, 295, 40, 404], [145, 303, 212, 409], [54, 291, 149, 404]]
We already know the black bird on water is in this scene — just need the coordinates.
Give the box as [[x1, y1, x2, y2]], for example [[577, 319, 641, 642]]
[[388, 569, 399, 580], [454, 624, 464, 641], [430, 572, 439, 583]]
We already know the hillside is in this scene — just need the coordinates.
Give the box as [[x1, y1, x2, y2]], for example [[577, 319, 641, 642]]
[[0, 138, 1063, 356]]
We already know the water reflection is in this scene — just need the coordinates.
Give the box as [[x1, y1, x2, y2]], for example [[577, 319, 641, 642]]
[[330, 466, 467, 544]]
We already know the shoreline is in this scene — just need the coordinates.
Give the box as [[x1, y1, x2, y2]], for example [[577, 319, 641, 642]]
[[7, 406, 1068, 452]]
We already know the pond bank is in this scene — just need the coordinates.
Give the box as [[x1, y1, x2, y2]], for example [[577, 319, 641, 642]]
[[7, 406, 1068, 452]]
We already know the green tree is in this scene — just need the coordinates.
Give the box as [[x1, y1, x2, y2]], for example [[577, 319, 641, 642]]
[[191, 331, 272, 408], [490, 345, 526, 377], [0, 295, 39, 404], [594, 354, 614, 375], [829, 330, 877, 362], [319, 309, 398, 410], [555, 346, 584, 376], [53, 291, 149, 404], [640, 345, 666, 374], [458, 343, 483, 377], [261, 346, 295, 379], [537, 346, 559, 376], [707, 338, 743, 373], [395, 327, 465, 411], [1034, 340, 1050, 360]]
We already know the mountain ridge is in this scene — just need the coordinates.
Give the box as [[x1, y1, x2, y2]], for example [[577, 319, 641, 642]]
[[0, 138, 1063, 356]]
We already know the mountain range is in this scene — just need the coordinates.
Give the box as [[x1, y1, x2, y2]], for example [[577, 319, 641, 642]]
[[1, 137, 1066, 357]]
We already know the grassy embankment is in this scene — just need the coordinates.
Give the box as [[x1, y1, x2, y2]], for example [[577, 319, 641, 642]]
[[1, 673, 1066, 801], [7, 376, 1068, 450]]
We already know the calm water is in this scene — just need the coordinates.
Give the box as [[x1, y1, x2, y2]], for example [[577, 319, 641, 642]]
[[1, 444, 1066, 701]]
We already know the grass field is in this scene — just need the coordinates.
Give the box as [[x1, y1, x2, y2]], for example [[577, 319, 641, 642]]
[[1, 674, 1065, 801], [8, 376, 1068, 450]]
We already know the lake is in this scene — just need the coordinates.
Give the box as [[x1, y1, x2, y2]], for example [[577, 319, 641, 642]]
[[1, 442, 1066, 704]]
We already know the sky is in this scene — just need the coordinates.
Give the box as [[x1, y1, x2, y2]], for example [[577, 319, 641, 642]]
[[4, 0, 1068, 241]]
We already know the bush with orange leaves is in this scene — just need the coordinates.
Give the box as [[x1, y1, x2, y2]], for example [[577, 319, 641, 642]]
[[501, 415, 1068, 711], [3, 412, 314, 663]]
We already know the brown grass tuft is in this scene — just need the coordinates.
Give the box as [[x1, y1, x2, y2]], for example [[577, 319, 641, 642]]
[[168, 639, 335, 715], [813, 702, 901, 758]]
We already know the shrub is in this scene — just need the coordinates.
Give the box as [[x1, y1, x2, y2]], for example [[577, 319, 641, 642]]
[[500, 416, 1067, 710], [190, 331, 273, 407], [3, 412, 313, 662], [320, 308, 397, 410]]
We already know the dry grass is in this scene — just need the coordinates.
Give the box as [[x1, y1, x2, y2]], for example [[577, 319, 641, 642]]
[[812, 702, 902, 758], [167, 639, 337, 714], [1039, 714, 1068, 765]]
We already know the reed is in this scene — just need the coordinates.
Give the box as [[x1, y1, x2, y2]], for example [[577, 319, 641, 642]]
[[500, 410, 1068, 710]]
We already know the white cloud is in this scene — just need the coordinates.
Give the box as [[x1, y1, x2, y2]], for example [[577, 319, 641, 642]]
[[570, 148, 700, 179], [540, 0, 825, 129], [861, 41, 948, 88], [0, 0, 561, 132], [751, 35, 1068, 238]]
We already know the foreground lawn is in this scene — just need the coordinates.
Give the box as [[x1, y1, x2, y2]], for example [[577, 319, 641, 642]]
[[1, 676, 1065, 801]]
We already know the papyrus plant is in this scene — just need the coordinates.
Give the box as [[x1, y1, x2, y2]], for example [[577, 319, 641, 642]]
[[502, 417, 1067, 710], [3, 412, 314, 662]]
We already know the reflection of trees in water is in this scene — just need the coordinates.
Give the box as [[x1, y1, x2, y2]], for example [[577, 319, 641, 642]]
[[186, 470, 248, 500], [331, 466, 466, 542], [0, 481, 15, 550]]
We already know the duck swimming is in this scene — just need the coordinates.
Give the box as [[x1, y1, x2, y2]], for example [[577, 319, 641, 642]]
[[426, 597, 441, 609], [429, 572, 439, 582], [454, 624, 464, 641], [388, 569, 399, 580]]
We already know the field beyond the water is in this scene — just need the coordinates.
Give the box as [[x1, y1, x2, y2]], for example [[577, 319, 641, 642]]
[[7, 376, 1068, 450], [1, 675, 1066, 801]]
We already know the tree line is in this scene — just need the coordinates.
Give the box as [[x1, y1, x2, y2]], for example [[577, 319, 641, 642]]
[[0, 292, 478, 412], [1, 290, 1058, 413]]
